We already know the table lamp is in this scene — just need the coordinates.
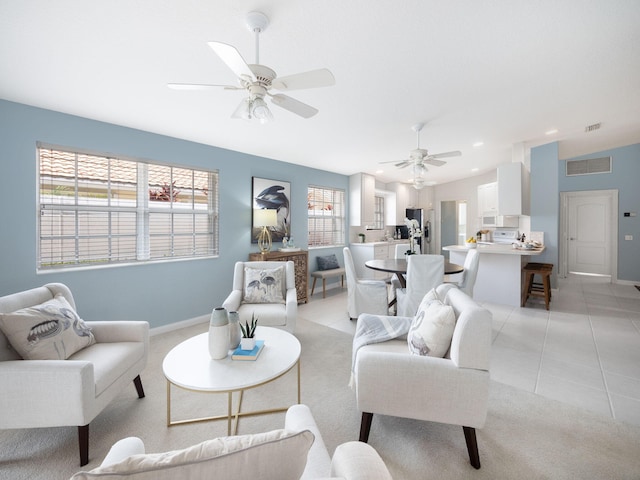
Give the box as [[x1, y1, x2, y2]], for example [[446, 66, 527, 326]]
[[254, 208, 278, 253]]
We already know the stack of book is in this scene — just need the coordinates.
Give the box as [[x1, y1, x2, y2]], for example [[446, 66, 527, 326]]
[[231, 340, 265, 361]]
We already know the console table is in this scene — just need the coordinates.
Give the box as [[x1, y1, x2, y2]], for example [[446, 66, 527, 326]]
[[249, 250, 308, 304]]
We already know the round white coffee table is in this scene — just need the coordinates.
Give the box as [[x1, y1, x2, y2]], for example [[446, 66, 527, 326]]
[[163, 326, 301, 435]]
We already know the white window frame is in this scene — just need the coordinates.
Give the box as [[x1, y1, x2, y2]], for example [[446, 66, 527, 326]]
[[307, 185, 346, 248], [37, 144, 218, 271]]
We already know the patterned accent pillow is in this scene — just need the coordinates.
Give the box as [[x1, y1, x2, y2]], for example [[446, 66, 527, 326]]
[[243, 266, 286, 304], [407, 292, 456, 357], [0, 295, 96, 360], [316, 254, 340, 271]]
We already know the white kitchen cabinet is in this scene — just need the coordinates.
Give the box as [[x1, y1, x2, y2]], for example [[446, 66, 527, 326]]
[[478, 182, 498, 215], [478, 181, 517, 227], [498, 162, 530, 216], [349, 173, 376, 226], [386, 182, 416, 224], [349, 242, 399, 279]]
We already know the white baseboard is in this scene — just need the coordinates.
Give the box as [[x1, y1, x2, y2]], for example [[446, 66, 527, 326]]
[[150, 314, 208, 337]]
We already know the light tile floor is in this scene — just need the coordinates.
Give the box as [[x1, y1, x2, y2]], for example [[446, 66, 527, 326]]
[[299, 274, 640, 427]]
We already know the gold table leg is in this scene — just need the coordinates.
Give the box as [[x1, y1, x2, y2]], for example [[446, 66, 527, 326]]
[[165, 359, 301, 431]]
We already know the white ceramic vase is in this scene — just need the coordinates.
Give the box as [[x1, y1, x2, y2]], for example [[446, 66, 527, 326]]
[[228, 311, 241, 350], [208, 307, 229, 360]]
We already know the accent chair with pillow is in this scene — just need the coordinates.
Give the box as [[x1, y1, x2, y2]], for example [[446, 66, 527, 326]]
[[0, 283, 149, 466], [70, 404, 392, 480], [351, 283, 492, 469], [222, 260, 297, 333]]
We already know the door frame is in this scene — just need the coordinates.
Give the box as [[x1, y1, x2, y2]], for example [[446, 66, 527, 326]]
[[559, 189, 618, 280]]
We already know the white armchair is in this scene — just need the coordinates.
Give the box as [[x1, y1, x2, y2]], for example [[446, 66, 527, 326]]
[[343, 247, 388, 320], [0, 283, 149, 466], [222, 260, 297, 333], [395, 254, 445, 317], [353, 285, 492, 469]]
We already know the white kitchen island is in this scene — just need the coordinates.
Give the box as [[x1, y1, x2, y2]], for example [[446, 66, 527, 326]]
[[442, 244, 546, 307]]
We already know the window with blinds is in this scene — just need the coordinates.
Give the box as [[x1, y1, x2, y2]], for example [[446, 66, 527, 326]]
[[307, 185, 346, 248], [38, 144, 218, 270]]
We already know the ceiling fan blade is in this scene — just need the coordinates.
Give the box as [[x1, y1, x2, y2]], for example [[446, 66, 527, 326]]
[[167, 83, 241, 90], [207, 41, 255, 82], [423, 158, 447, 167], [431, 150, 462, 159], [270, 94, 318, 118], [271, 69, 335, 91], [397, 161, 412, 169]]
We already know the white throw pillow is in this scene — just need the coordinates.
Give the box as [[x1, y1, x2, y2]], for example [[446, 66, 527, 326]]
[[0, 295, 95, 360], [243, 266, 286, 304], [71, 429, 314, 480], [407, 297, 456, 358]]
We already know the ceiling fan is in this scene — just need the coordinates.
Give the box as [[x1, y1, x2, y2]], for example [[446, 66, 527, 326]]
[[380, 123, 462, 189], [168, 11, 335, 123]]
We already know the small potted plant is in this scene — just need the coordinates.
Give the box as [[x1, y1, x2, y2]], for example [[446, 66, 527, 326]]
[[239, 313, 258, 350]]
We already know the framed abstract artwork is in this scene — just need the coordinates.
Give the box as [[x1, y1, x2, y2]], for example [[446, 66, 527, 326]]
[[251, 177, 291, 243]]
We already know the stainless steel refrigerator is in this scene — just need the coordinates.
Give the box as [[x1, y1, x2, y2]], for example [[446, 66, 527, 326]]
[[405, 208, 433, 254]]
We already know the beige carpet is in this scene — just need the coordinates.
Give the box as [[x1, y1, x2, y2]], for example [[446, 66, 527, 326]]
[[2, 317, 640, 479]]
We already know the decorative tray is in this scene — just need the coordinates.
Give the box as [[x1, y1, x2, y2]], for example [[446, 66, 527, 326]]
[[279, 247, 301, 252]]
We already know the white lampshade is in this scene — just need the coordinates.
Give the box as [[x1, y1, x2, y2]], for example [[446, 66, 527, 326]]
[[252, 97, 273, 124], [254, 208, 278, 227]]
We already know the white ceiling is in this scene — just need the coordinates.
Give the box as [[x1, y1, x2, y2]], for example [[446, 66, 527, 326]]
[[1, 0, 639, 186]]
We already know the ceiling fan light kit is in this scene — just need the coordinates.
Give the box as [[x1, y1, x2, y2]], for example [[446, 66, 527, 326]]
[[169, 11, 335, 123], [380, 123, 462, 189]]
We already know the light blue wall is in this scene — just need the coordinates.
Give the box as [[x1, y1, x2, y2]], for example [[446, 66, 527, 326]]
[[530, 142, 560, 286], [531, 141, 640, 284], [0, 100, 348, 327], [558, 143, 640, 282]]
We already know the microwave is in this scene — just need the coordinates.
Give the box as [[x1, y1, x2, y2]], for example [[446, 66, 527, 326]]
[[481, 213, 518, 228]]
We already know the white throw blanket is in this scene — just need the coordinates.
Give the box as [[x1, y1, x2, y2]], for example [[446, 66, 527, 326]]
[[349, 314, 413, 389]]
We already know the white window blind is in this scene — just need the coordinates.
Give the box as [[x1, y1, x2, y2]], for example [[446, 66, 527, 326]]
[[307, 186, 345, 247], [38, 145, 218, 270]]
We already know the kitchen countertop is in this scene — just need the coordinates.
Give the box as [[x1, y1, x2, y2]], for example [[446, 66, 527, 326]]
[[443, 244, 546, 255], [350, 240, 409, 246]]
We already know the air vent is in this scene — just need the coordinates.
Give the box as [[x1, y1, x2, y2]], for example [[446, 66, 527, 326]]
[[584, 123, 601, 133], [566, 157, 611, 176]]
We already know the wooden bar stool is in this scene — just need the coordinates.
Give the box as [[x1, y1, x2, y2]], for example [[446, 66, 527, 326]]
[[522, 263, 553, 310]]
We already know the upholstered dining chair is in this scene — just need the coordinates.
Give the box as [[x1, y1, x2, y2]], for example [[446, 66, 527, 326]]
[[457, 248, 480, 297], [0, 283, 149, 466], [222, 260, 297, 333], [343, 247, 388, 320], [352, 285, 492, 469], [395, 254, 445, 317]]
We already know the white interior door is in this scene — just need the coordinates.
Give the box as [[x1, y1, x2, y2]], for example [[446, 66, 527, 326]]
[[566, 191, 614, 275]]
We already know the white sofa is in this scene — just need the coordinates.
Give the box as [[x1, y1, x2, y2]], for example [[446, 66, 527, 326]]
[[70, 404, 392, 479], [0, 283, 149, 466]]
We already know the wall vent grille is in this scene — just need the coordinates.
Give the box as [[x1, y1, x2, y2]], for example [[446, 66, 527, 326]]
[[566, 157, 611, 176]]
